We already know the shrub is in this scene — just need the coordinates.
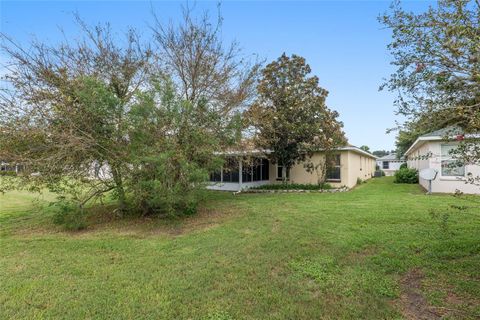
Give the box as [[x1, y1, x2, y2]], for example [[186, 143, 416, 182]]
[[400, 163, 408, 169], [251, 183, 332, 190], [394, 167, 418, 184], [51, 199, 87, 231], [0, 171, 17, 176], [356, 178, 365, 185]]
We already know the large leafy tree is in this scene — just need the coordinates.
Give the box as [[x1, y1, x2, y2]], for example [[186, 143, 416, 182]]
[[0, 8, 256, 220], [381, 0, 480, 126], [0, 20, 151, 215], [381, 0, 480, 153], [247, 54, 346, 181]]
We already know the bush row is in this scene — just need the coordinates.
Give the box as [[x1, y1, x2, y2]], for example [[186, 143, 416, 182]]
[[251, 182, 333, 190]]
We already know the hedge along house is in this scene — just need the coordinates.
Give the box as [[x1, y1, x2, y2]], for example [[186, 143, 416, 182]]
[[405, 126, 480, 194], [207, 146, 377, 191]]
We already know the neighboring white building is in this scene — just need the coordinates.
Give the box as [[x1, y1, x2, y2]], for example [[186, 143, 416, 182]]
[[405, 126, 480, 194], [376, 153, 405, 176]]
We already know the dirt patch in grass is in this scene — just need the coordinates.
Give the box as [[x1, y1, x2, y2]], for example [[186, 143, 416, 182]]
[[398, 268, 441, 320]]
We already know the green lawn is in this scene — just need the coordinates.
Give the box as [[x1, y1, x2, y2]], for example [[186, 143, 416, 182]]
[[1, 177, 479, 319]]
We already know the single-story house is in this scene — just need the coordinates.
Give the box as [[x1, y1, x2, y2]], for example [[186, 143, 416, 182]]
[[405, 126, 480, 194], [207, 146, 377, 191], [376, 153, 405, 176]]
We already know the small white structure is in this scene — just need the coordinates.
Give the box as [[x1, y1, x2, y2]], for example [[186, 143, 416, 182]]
[[376, 153, 405, 176], [405, 126, 480, 194], [419, 168, 438, 194]]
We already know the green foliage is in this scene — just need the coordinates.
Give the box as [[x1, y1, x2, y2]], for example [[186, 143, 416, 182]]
[[399, 163, 407, 169], [394, 167, 418, 184], [247, 54, 346, 180], [372, 150, 392, 157], [356, 178, 365, 185], [0, 10, 254, 222], [251, 182, 332, 190], [0, 171, 17, 177], [51, 199, 87, 231], [381, 1, 480, 156], [125, 78, 231, 216]]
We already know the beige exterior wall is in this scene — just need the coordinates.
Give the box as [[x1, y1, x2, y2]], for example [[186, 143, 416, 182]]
[[407, 141, 480, 194], [269, 150, 376, 189], [345, 151, 376, 187]]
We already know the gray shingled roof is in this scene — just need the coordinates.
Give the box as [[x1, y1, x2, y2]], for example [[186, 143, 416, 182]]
[[377, 153, 404, 161], [420, 125, 464, 138]]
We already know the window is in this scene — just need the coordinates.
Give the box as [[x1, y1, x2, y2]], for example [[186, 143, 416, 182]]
[[276, 163, 289, 180], [276, 165, 283, 180], [326, 154, 341, 181], [382, 161, 389, 169], [242, 157, 270, 182], [441, 144, 465, 177]]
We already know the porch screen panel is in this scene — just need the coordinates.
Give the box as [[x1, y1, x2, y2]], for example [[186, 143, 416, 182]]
[[210, 171, 221, 182], [223, 158, 239, 182], [261, 159, 269, 180], [242, 164, 252, 182]]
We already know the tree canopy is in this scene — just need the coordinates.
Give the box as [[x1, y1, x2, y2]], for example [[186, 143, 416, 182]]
[[246, 54, 346, 180], [0, 9, 258, 223], [381, 0, 480, 157]]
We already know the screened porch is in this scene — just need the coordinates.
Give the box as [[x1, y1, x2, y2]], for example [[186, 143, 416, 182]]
[[207, 156, 271, 191]]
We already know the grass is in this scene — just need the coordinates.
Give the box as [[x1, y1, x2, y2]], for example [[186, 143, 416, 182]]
[[1, 177, 479, 319]]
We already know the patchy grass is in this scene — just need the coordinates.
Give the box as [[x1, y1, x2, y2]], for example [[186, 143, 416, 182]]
[[1, 177, 479, 319]]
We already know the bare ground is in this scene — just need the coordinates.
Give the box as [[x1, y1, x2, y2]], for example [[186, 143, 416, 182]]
[[398, 268, 442, 320]]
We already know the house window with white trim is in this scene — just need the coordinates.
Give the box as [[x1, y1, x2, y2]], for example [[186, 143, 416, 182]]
[[326, 154, 341, 181], [441, 144, 465, 177], [382, 161, 389, 169], [276, 164, 289, 181]]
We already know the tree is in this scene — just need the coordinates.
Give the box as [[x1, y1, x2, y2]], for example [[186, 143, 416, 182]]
[[126, 77, 226, 216], [360, 145, 370, 152], [247, 54, 346, 182], [151, 5, 261, 118], [382, 1, 480, 233], [381, 0, 480, 134], [392, 108, 456, 155], [0, 19, 151, 215], [0, 8, 257, 222], [372, 150, 390, 157]]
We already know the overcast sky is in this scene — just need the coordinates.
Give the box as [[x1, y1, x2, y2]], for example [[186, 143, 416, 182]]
[[0, 1, 433, 151]]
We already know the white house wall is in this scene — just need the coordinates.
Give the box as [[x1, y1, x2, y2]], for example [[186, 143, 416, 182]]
[[407, 141, 480, 194], [377, 160, 405, 176]]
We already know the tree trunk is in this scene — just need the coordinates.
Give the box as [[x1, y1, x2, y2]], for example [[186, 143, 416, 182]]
[[282, 166, 288, 184], [111, 165, 127, 216]]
